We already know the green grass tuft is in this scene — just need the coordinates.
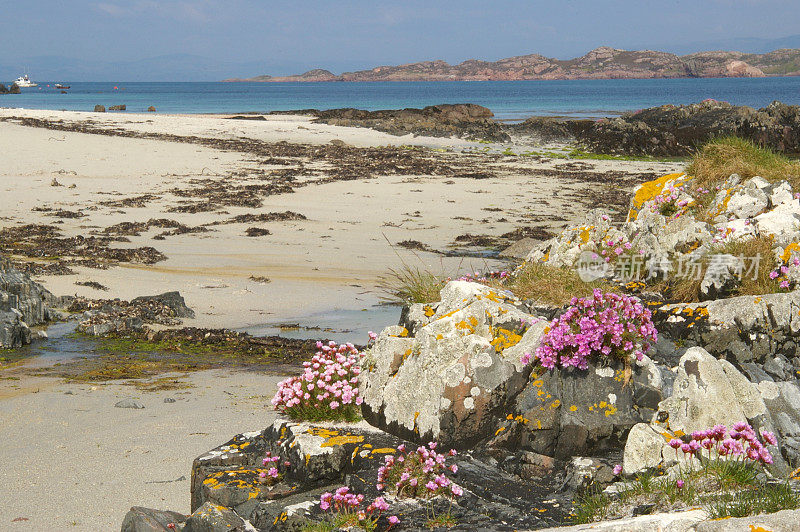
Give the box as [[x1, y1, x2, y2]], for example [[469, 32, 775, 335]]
[[687, 136, 800, 191]]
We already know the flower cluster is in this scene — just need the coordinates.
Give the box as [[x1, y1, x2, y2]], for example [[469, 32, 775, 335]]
[[377, 442, 463, 500], [589, 233, 646, 267], [257, 450, 289, 485], [668, 422, 775, 466], [271, 340, 364, 421], [649, 187, 690, 219], [533, 289, 657, 370], [770, 257, 800, 291], [318, 487, 399, 529]]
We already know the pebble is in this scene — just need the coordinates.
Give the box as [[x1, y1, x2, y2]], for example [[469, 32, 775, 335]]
[[164, 397, 176, 403], [115, 399, 145, 409]]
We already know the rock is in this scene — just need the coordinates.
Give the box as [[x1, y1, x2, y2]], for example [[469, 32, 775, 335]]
[[658, 347, 747, 436], [109, 104, 127, 111], [654, 291, 800, 364], [1, 261, 54, 348], [496, 357, 657, 459], [699, 254, 739, 300], [183, 502, 248, 532], [191, 419, 403, 512], [115, 399, 145, 409], [694, 508, 800, 531], [148, 106, 156, 112], [499, 238, 540, 260], [121, 506, 188, 532], [309, 104, 510, 142], [723, 177, 770, 218], [573, 100, 800, 156], [360, 281, 541, 447], [560, 456, 615, 494], [94, 104, 106, 112], [537, 509, 707, 531], [623, 423, 667, 474], [131, 292, 195, 319], [9, 82, 21, 94], [164, 397, 176, 403]]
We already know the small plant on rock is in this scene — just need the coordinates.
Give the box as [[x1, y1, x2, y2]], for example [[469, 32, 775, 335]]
[[530, 289, 657, 370], [271, 340, 364, 422], [257, 450, 289, 486], [377, 442, 463, 528], [305, 487, 399, 532]]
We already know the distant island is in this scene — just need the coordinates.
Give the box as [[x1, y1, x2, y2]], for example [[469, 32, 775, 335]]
[[224, 46, 800, 82]]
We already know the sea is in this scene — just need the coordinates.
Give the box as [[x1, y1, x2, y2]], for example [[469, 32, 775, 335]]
[[4, 77, 800, 121]]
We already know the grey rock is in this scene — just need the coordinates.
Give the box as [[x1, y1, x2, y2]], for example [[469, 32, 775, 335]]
[[164, 397, 177, 403], [131, 292, 195, 319], [1, 261, 54, 348], [694, 508, 800, 531], [121, 506, 187, 532], [361, 280, 539, 447], [116, 399, 145, 409], [183, 502, 248, 532]]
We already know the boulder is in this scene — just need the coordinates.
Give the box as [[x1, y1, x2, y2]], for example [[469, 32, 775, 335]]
[[148, 106, 156, 112], [121, 506, 188, 532], [131, 292, 195, 319], [360, 281, 543, 447], [183, 502, 248, 532], [94, 104, 106, 112], [622, 423, 667, 474], [654, 291, 800, 364], [0, 261, 54, 348], [191, 419, 402, 512], [491, 355, 662, 459], [109, 104, 127, 111]]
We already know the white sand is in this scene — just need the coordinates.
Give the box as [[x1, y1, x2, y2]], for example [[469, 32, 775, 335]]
[[0, 370, 282, 530]]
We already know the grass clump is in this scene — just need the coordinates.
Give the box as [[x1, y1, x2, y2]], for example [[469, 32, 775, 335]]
[[649, 235, 778, 302], [687, 136, 800, 191], [500, 262, 612, 306], [380, 265, 443, 304]]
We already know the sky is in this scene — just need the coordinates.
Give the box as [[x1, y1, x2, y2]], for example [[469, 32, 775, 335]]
[[1, 0, 799, 80]]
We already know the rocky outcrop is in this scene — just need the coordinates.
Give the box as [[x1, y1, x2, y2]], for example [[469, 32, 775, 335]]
[[227, 47, 800, 82], [0, 83, 21, 95], [276, 104, 509, 142], [70, 291, 195, 336], [515, 100, 800, 156], [0, 260, 55, 348]]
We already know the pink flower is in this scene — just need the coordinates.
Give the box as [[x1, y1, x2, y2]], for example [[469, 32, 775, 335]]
[[388, 515, 399, 524], [613, 464, 623, 476], [676, 480, 684, 488]]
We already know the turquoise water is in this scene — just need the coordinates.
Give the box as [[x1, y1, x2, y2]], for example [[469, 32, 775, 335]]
[[3, 77, 800, 120]]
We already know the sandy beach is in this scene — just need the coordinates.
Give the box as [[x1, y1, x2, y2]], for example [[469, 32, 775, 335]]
[[0, 109, 683, 530], [0, 109, 682, 331]]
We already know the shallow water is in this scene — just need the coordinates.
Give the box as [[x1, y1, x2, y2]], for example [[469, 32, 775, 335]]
[[4, 77, 800, 120], [8, 304, 401, 367], [239, 304, 402, 345]]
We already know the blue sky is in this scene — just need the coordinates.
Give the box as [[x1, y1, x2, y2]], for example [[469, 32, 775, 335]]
[[1, 1, 798, 80]]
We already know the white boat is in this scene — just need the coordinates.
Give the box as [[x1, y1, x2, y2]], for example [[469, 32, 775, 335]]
[[13, 75, 37, 87]]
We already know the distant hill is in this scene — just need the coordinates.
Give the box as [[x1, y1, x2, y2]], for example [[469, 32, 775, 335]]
[[225, 46, 800, 82]]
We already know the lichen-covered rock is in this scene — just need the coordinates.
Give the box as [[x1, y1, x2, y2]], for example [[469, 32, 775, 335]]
[[360, 281, 546, 447], [526, 209, 618, 267], [491, 356, 662, 459], [183, 502, 249, 532], [622, 423, 667, 474], [191, 420, 402, 512], [659, 347, 748, 435], [623, 347, 792, 473], [654, 291, 800, 364], [121, 507, 188, 532]]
